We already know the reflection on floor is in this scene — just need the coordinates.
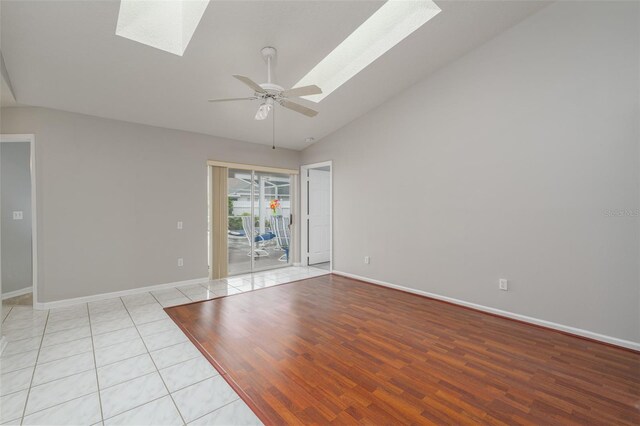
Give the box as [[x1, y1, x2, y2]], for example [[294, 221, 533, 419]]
[[310, 262, 330, 271], [0, 266, 329, 426], [3, 292, 33, 307]]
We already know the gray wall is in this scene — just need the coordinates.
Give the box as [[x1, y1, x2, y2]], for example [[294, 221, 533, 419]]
[[0, 107, 301, 302], [302, 1, 640, 343], [1, 142, 32, 294]]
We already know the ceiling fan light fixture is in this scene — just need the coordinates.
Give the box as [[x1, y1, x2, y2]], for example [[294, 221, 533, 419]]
[[254, 99, 273, 120], [293, 0, 441, 102]]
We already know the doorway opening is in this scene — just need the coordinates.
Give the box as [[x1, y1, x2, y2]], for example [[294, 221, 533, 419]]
[[0, 134, 37, 308], [301, 161, 332, 271], [208, 161, 298, 279]]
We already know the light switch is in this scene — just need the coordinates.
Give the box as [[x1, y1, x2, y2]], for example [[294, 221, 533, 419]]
[[177, 221, 183, 230], [12, 211, 23, 220]]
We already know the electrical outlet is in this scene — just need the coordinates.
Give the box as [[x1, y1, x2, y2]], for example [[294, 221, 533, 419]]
[[12, 211, 23, 220], [177, 221, 183, 230], [178, 258, 184, 267], [364, 256, 370, 264], [499, 279, 508, 291]]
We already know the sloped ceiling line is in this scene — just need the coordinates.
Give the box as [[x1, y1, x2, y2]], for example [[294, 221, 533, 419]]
[[0, 50, 16, 101]]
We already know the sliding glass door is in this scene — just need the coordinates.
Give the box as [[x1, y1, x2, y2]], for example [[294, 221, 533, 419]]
[[219, 166, 294, 277], [251, 170, 292, 273]]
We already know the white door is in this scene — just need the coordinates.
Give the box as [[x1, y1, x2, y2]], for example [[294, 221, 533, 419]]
[[307, 169, 330, 265]]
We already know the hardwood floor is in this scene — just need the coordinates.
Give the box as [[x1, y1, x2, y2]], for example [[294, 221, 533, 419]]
[[166, 274, 640, 425]]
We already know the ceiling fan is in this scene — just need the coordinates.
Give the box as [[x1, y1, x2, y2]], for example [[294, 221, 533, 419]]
[[208, 47, 321, 120]]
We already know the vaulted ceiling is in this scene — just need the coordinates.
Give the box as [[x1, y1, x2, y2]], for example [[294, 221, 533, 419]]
[[0, 1, 549, 149]]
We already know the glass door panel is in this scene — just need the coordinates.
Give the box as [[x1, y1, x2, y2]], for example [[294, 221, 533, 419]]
[[251, 171, 292, 272], [227, 168, 253, 276]]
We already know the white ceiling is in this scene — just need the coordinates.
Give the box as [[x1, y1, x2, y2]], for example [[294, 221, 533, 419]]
[[0, 0, 549, 149]]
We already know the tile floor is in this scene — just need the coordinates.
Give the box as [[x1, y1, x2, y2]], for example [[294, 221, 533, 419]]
[[0, 266, 329, 425]]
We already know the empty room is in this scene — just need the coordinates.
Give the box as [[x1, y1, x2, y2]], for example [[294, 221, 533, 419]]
[[0, 0, 638, 425]]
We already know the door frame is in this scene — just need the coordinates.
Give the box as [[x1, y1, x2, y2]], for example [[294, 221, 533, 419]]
[[0, 134, 38, 308], [300, 161, 332, 271]]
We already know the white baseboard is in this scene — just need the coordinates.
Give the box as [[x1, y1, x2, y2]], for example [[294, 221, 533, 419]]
[[0, 336, 7, 356], [332, 270, 640, 352], [2, 286, 32, 300], [34, 277, 209, 310]]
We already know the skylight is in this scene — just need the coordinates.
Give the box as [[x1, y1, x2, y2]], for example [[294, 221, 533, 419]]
[[116, 0, 210, 56], [294, 0, 441, 103]]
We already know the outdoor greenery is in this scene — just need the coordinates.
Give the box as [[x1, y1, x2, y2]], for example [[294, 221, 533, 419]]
[[228, 197, 272, 232], [228, 197, 244, 230]]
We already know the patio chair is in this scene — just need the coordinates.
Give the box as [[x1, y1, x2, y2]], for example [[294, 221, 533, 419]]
[[241, 216, 274, 258], [270, 215, 290, 262]]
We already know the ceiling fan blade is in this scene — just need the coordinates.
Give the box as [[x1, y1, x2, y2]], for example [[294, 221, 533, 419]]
[[282, 85, 322, 98], [208, 97, 257, 103], [280, 100, 318, 117], [233, 75, 266, 94]]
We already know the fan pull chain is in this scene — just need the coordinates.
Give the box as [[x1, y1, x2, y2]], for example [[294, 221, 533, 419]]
[[272, 105, 276, 150]]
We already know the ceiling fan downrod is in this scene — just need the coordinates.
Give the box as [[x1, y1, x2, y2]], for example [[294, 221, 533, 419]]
[[262, 46, 277, 85]]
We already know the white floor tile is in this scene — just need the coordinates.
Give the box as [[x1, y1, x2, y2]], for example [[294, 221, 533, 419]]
[[2, 317, 47, 333], [142, 328, 188, 352], [0, 271, 321, 426], [94, 338, 147, 368], [159, 296, 192, 308], [3, 325, 45, 342], [37, 337, 93, 364], [90, 310, 131, 325], [100, 372, 167, 419], [150, 288, 184, 303], [22, 392, 102, 426], [185, 294, 213, 302], [97, 354, 155, 389], [245, 277, 277, 287], [88, 298, 124, 313], [47, 305, 88, 323], [25, 370, 98, 415], [0, 367, 33, 397], [1, 337, 41, 358], [150, 342, 201, 370], [4, 307, 46, 323], [212, 287, 243, 297], [103, 395, 182, 426], [0, 389, 28, 423], [136, 318, 179, 338], [224, 277, 248, 288], [93, 327, 139, 349], [202, 282, 237, 292], [91, 316, 135, 336], [171, 376, 238, 423], [188, 399, 262, 426], [176, 284, 209, 296], [178, 287, 215, 301], [1, 306, 12, 323], [41, 325, 91, 347], [45, 316, 90, 334], [159, 357, 218, 393], [121, 293, 156, 308], [128, 305, 168, 325], [233, 283, 265, 292], [32, 352, 95, 386], [0, 350, 38, 374]]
